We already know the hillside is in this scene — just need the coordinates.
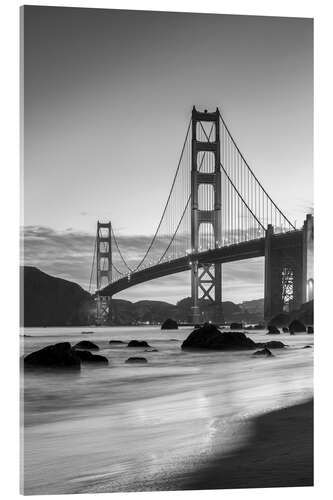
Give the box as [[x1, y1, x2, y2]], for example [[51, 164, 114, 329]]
[[21, 266, 265, 326], [22, 266, 94, 326]]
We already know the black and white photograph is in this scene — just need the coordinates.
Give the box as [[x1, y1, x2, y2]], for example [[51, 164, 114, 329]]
[[19, 4, 314, 495]]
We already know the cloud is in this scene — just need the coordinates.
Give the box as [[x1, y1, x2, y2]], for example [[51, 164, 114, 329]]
[[21, 225, 264, 303]]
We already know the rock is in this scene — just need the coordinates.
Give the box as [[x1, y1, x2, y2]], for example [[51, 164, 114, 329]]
[[260, 340, 286, 349], [253, 323, 265, 330], [24, 342, 81, 370], [253, 347, 273, 357], [194, 324, 201, 329], [125, 357, 148, 363], [303, 345, 312, 349], [81, 331, 94, 334], [289, 319, 306, 334], [74, 340, 99, 350], [230, 322, 243, 330], [75, 350, 108, 364], [267, 324, 280, 334], [161, 318, 178, 330], [307, 326, 314, 334], [282, 327, 289, 333], [169, 338, 179, 341], [181, 323, 256, 350], [109, 340, 125, 344], [127, 340, 150, 348]]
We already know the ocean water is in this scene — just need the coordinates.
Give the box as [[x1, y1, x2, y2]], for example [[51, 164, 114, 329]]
[[21, 326, 313, 494]]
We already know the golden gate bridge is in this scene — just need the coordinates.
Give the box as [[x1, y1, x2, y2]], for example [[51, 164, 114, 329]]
[[88, 106, 313, 324]]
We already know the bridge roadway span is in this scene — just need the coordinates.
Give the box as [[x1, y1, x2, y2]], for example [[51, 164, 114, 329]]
[[99, 231, 302, 297]]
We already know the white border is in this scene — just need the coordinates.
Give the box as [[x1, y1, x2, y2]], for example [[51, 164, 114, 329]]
[[1, 1, 332, 499]]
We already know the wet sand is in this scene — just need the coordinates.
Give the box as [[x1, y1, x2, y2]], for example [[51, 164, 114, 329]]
[[168, 399, 313, 490]]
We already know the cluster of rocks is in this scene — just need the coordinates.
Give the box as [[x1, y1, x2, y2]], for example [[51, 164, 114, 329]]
[[181, 323, 285, 357], [24, 342, 81, 370], [267, 319, 313, 335], [23, 337, 163, 370], [23, 341, 108, 370], [23, 320, 311, 372]]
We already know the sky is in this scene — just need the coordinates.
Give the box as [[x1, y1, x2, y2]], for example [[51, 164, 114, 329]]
[[22, 6, 313, 303]]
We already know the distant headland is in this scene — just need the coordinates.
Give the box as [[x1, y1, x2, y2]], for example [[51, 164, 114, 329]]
[[21, 266, 312, 328]]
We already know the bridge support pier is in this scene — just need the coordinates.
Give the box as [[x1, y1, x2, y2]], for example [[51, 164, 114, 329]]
[[302, 213, 314, 303], [95, 295, 112, 325], [264, 214, 313, 322], [191, 259, 201, 325]]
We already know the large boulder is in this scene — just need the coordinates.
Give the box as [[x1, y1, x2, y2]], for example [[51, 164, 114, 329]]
[[74, 340, 99, 350], [181, 323, 256, 350], [161, 318, 178, 330], [74, 350, 108, 364], [127, 340, 150, 348], [307, 326, 314, 334], [125, 357, 148, 363], [24, 342, 81, 370], [289, 319, 306, 334], [267, 324, 280, 334], [109, 340, 125, 344], [230, 322, 243, 330], [282, 327, 289, 333]]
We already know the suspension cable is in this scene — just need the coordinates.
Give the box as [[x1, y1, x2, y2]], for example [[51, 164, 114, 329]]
[[111, 262, 126, 276], [198, 121, 265, 232], [157, 123, 215, 263], [117, 118, 192, 272], [136, 118, 191, 270], [110, 222, 134, 272], [218, 110, 295, 230]]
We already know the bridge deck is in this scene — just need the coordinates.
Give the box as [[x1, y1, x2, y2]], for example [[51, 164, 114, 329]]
[[99, 231, 302, 297], [100, 237, 267, 296]]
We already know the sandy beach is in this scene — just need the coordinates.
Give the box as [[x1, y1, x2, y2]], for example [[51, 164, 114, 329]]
[[22, 327, 313, 494], [166, 399, 313, 490]]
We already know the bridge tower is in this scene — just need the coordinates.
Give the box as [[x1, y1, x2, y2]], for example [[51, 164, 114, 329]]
[[191, 106, 223, 324], [96, 221, 112, 325]]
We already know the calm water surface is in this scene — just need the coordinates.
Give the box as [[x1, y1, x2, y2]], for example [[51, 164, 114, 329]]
[[21, 326, 313, 494]]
